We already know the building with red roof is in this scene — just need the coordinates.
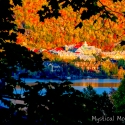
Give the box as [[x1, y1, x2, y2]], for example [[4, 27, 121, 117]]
[[74, 42, 84, 48], [54, 47, 64, 51], [34, 49, 39, 53]]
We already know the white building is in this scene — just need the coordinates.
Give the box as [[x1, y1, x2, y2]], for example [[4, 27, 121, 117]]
[[75, 41, 101, 55]]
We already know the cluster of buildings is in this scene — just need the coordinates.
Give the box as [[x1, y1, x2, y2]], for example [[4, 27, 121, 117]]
[[101, 51, 125, 59], [27, 41, 125, 61], [48, 41, 125, 60], [48, 41, 102, 61]]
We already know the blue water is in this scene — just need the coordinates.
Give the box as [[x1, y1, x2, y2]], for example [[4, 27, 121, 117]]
[[14, 78, 121, 95], [74, 86, 117, 94], [21, 78, 121, 83], [70, 79, 121, 83], [0, 87, 117, 108], [12, 87, 117, 95], [21, 78, 62, 84], [0, 98, 10, 108], [0, 78, 120, 108], [20, 78, 120, 95]]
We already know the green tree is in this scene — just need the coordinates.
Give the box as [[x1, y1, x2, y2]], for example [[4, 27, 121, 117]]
[[112, 76, 125, 115], [110, 64, 118, 75], [1, 81, 117, 125], [118, 59, 125, 69], [101, 65, 110, 77]]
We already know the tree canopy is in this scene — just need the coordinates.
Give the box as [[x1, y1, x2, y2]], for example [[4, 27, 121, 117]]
[[38, 0, 124, 25], [0, 0, 125, 125], [112, 76, 125, 114], [10, 0, 125, 53], [0, 0, 44, 114]]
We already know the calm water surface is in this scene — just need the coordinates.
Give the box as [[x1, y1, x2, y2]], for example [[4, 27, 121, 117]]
[[20, 78, 120, 94], [0, 78, 120, 108], [21, 78, 121, 84]]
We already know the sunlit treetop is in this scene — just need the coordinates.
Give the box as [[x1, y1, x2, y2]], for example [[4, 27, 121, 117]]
[[11, 0, 125, 52], [38, 0, 125, 24]]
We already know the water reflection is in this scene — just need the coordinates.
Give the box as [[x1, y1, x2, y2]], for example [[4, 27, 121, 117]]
[[0, 79, 120, 108], [70, 79, 121, 83], [74, 86, 117, 94], [21, 78, 121, 84], [21, 78, 119, 94]]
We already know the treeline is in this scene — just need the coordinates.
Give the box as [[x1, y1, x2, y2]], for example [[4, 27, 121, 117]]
[[1, 77, 125, 124], [11, 0, 125, 52]]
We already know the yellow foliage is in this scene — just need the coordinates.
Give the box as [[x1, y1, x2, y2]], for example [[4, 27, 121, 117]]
[[11, 0, 125, 51]]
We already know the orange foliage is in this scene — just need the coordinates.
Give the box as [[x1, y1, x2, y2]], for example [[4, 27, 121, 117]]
[[11, 0, 125, 52]]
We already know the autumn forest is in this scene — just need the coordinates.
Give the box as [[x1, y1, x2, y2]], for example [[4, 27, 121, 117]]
[[9, 0, 125, 52]]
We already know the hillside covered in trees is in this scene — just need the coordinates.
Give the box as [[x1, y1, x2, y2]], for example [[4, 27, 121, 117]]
[[1, 0, 125, 124], [10, 0, 125, 52]]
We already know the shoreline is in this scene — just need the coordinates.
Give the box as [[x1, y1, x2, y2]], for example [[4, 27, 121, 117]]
[[20, 78, 121, 84], [15, 82, 121, 89]]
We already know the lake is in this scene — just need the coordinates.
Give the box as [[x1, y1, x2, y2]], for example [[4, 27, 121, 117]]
[[0, 78, 120, 108], [20, 78, 120, 93], [21, 78, 121, 84]]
